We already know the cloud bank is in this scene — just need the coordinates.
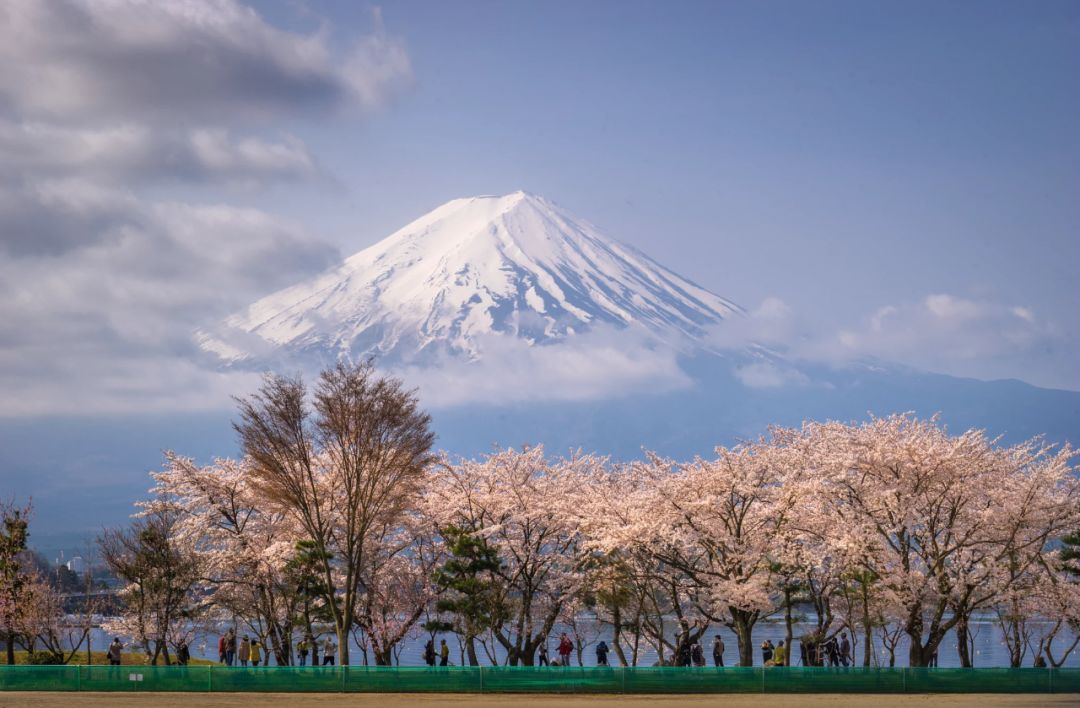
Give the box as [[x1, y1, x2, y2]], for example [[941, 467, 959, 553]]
[[395, 326, 693, 408], [0, 0, 412, 120], [708, 293, 1074, 392], [0, 0, 410, 415]]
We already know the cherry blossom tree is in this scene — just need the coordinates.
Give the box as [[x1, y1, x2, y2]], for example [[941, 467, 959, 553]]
[[353, 516, 442, 665], [142, 453, 303, 665], [799, 414, 1080, 666], [15, 573, 95, 664], [427, 447, 591, 665], [587, 444, 799, 666]]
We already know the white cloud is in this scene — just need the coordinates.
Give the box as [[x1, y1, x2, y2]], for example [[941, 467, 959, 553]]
[[0, 0, 412, 121], [924, 293, 984, 320], [816, 295, 1055, 367], [0, 187, 339, 415], [707, 293, 1074, 391], [733, 362, 809, 389], [0, 0, 409, 414], [394, 326, 692, 408], [706, 296, 798, 351], [0, 121, 317, 184]]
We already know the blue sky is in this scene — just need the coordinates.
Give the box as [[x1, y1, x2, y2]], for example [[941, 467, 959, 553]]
[[0, 0, 1078, 417]]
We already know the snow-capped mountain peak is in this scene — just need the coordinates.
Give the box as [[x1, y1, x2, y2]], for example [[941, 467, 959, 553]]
[[199, 191, 742, 365]]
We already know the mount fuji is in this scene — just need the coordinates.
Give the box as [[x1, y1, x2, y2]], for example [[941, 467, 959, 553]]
[[198, 191, 1080, 458], [199, 191, 741, 367]]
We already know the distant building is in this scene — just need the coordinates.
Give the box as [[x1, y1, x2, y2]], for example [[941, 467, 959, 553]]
[[66, 556, 86, 574]]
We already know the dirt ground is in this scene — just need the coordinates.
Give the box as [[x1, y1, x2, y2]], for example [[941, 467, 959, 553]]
[[1, 693, 1077, 708]]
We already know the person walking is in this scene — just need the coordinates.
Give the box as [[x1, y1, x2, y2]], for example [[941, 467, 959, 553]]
[[217, 633, 227, 664], [297, 636, 309, 667], [557, 633, 573, 667], [691, 642, 705, 667], [538, 644, 549, 666], [824, 636, 839, 667], [423, 639, 436, 666], [177, 640, 191, 666], [772, 640, 787, 667], [323, 637, 336, 666], [840, 633, 852, 667], [310, 638, 319, 667], [249, 639, 262, 667], [226, 631, 237, 666], [107, 637, 123, 666], [439, 639, 449, 667], [712, 635, 725, 667], [238, 636, 251, 667], [761, 639, 774, 665], [596, 640, 609, 666]]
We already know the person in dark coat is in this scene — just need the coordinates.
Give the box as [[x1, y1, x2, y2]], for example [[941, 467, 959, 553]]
[[761, 639, 774, 665], [177, 640, 191, 666], [423, 639, 436, 666], [824, 636, 839, 666], [677, 636, 692, 667], [596, 640, 609, 666], [839, 633, 852, 666], [712, 635, 725, 666], [538, 644, 549, 666]]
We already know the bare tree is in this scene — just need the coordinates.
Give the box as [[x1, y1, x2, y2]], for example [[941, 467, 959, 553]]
[[234, 360, 435, 665]]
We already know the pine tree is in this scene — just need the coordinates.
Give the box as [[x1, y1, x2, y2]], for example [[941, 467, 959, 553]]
[[425, 525, 506, 666], [1062, 529, 1080, 578], [0, 504, 30, 665]]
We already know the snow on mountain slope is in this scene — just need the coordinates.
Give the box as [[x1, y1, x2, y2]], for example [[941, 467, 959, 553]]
[[199, 191, 742, 365]]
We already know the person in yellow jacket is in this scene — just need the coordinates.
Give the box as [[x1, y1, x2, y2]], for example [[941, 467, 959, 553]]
[[772, 640, 787, 667], [249, 638, 262, 666]]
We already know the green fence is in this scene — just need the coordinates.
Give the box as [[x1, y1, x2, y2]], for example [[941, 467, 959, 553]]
[[1, 666, 1078, 693]]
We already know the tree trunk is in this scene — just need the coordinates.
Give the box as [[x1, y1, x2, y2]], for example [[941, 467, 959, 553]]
[[955, 613, 972, 667], [730, 611, 755, 667], [337, 627, 349, 666], [466, 636, 479, 666], [611, 603, 628, 667], [6, 631, 14, 665], [783, 588, 794, 666], [906, 609, 926, 667], [861, 583, 872, 666], [374, 645, 393, 666]]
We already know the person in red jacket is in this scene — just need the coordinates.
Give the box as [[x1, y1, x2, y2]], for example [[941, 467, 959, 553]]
[[557, 633, 573, 667]]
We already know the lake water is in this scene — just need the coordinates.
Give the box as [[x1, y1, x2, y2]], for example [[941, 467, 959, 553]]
[[85, 615, 1080, 668]]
